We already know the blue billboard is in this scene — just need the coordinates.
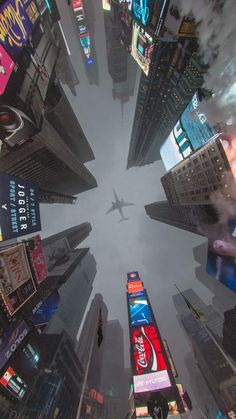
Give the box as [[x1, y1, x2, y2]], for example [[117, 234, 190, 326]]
[[129, 295, 153, 326], [32, 291, 60, 327], [0, 172, 41, 242], [160, 91, 219, 170], [132, 0, 155, 26]]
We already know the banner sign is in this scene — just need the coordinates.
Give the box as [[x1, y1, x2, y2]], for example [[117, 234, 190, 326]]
[[0, 172, 41, 242], [132, 325, 167, 375], [0, 366, 27, 399], [133, 370, 171, 393], [0, 244, 36, 316], [127, 271, 140, 282], [0, 45, 15, 95], [129, 295, 153, 326], [0, 320, 30, 370], [27, 235, 48, 285]]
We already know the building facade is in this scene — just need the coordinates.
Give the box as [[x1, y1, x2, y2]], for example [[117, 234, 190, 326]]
[[223, 306, 236, 364]]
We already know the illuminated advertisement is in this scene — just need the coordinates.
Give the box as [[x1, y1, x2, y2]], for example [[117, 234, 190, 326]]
[[32, 290, 60, 328], [0, 46, 15, 96], [160, 92, 218, 170], [206, 229, 236, 293], [136, 405, 151, 418], [127, 271, 140, 282], [0, 172, 41, 242], [0, 321, 30, 370], [11, 332, 41, 380], [26, 235, 48, 285], [221, 136, 236, 178], [0, 244, 36, 316], [131, 22, 154, 76], [103, 0, 111, 11], [129, 296, 153, 326], [132, 0, 155, 26], [127, 280, 144, 294], [0, 366, 27, 399], [0, 0, 36, 59], [168, 401, 180, 417], [133, 370, 171, 393], [131, 325, 167, 375], [35, 0, 47, 14], [24, 0, 40, 24]]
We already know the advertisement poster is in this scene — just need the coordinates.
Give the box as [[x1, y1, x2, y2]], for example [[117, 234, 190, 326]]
[[127, 271, 140, 282], [131, 23, 154, 75], [0, 366, 27, 399], [129, 295, 153, 326], [132, 0, 155, 27], [23, 0, 40, 24], [131, 325, 167, 375], [0, 45, 15, 96], [160, 91, 218, 170], [0, 320, 30, 370], [0, 0, 35, 59], [102, 0, 111, 11], [27, 235, 48, 285], [0, 244, 36, 316], [0, 172, 41, 242], [133, 369, 171, 393], [127, 280, 144, 294], [32, 290, 60, 328]]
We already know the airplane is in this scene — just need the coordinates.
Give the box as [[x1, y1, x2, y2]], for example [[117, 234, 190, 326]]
[[106, 189, 134, 222]]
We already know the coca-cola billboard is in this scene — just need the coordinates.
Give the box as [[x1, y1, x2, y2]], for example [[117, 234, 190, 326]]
[[131, 325, 167, 375]]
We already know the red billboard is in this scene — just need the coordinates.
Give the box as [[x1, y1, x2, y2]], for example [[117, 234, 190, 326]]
[[0, 45, 15, 95], [131, 325, 167, 375], [127, 280, 144, 294], [0, 366, 27, 399], [27, 235, 48, 285]]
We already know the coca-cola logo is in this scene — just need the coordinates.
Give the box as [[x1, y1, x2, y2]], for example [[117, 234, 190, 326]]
[[132, 325, 167, 375]]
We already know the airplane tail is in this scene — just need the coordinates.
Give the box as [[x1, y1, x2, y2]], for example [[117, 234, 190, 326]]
[[119, 217, 129, 222]]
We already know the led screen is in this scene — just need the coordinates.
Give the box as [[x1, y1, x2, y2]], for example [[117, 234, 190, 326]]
[[127, 280, 144, 294], [103, 0, 111, 10], [0, 45, 15, 96], [27, 235, 48, 285], [132, 0, 155, 26], [0, 367, 27, 399], [131, 325, 167, 375], [32, 291, 60, 327], [133, 370, 171, 393], [129, 296, 153, 326], [128, 290, 145, 298], [127, 271, 140, 282], [160, 92, 218, 171], [131, 23, 154, 75], [136, 405, 151, 418]]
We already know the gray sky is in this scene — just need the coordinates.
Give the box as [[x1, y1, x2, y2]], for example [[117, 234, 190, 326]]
[[38, 0, 234, 409]]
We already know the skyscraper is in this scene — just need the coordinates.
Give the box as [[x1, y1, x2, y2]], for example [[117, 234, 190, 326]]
[[42, 223, 92, 251], [76, 293, 108, 391], [45, 250, 96, 343], [100, 320, 129, 419]]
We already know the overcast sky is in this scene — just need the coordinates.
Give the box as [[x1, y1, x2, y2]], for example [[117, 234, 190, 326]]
[[38, 0, 236, 409]]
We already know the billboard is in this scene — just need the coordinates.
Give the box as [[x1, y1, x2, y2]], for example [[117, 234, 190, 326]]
[[127, 280, 144, 294], [221, 136, 236, 178], [132, 0, 155, 26], [0, 244, 36, 316], [0, 172, 41, 242], [131, 22, 154, 75], [160, 91, 218, 170], [206, 237, 236, 293], [32, 290, 60, 328], [0, 366, 28, 399], [0, 46, 15, 96], [127, 271, 140, 282], [11, 331, 41, 381], [133, 369, 171, 393], [129, 296, 153, 326], [103, 0, 111, 11], [0, 320, 30, 370], [26, 235, 48, 285], [0, 0, 36, 59], [136, 405, 151, 418], [131, 325, 167, 375]]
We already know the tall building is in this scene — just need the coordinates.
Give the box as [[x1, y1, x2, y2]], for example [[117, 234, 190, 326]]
[[161, 137, 232, 207], [223, 307, 236, 364], [173, 290, 236, 415], [103, 1, 137, 105], [100, 320, 129, 419], [42, 223, 92, 251], [38, 189, 77, 205], [76, 293, 108, 391], [127, 37, 205, 168], [145, 200, 218, 235], [45, 250, 96, 343]]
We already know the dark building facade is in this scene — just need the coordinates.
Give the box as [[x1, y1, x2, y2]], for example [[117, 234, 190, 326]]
[[127, 37, 205, 168], [223, 306, 236, 364]]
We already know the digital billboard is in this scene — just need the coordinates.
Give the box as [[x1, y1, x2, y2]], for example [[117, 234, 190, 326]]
[[131, 22, 154, 75], [0, 0, 36, 59], [129, 296, 153, 326], [0, 366, 27, 400], [133, 369, 171, 393], [131, 325, 167, 375], [0, 172, 41, 242], [136, 405, 151, 418], [132, 0, 155, 26], [206, 236, 236, 293], [32, 290, 60, 329], [26, 235, 48, 285], [127, 271, 140, 282], [160, 91, 219, 170], [0, 244, 36, 316], [0, 320, 30, 370], [221, 136, 236, 178], [127, 280, 144, 294], [0, 46, 15, 96], [103, 0, 111, 11]]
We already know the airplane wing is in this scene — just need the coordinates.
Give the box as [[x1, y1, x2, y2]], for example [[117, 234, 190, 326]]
[[106, 203, 116, 214], [120, 201, 134, 207]]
